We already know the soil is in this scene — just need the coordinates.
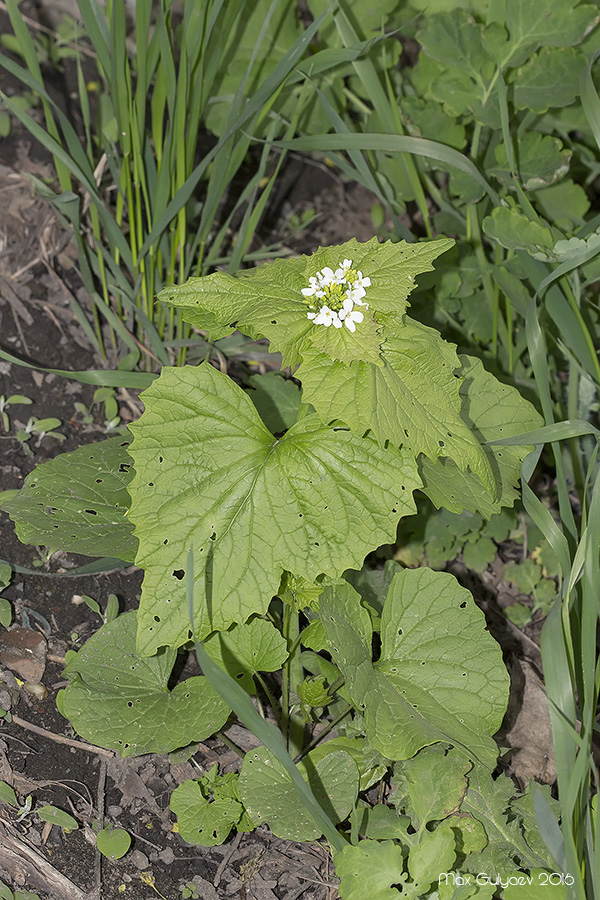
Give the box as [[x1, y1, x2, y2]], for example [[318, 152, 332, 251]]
[[0, 7, 556, 900]]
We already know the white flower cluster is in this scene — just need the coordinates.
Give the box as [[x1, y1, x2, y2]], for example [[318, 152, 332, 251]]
[[301, 258, 371, 333]]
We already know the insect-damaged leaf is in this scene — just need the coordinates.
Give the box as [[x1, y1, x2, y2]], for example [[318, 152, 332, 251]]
[[127, 363, 420, 656]]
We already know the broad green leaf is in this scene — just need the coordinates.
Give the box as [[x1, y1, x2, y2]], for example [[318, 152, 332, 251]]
[[419, 355, 543, 515], [504, 559, 542, 593], [204, 617, 289, 694], [357, 804, 411, 841], [462, 764, 551, 875], [158, 238, 454, 368], [247, 372, 302, 432], [37, 805, 78, 830], [278, 571, 324, 612], [0, 781, 17, 806], [239, 745, 359, 841], [503, 870, 567, 899], [297, 321, 495, 496], [320, 572, 508, 767], [402, 96, 467, 150], [417, 11, 500, 126], [512, 47, 587, 113], [534, 179, 590, 231], [408, 826, 456, 886], [489, 132, 571, 191], [482, 207, 554, 255], [417, 11, 489, 75], [504, 0, 599, 63], [0, 562, 11, 588], [392, 745, 470, 829], [127, 363, 420, 656], [463, 536, 496, 572], [0, 598, 11, 628], [96, 827, 131, 859], [0, 437, 137, 562], [333, 840, 406, 900], [170, 778, 244, 847], [60, 612, 229, 757]]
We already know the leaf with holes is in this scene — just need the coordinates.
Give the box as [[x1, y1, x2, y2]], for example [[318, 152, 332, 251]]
[[320, 571, 508, 768], [419, 356, 543, 516], [297, 319, 495, 496], [204, 617, 289, 694], [333, 840, 408, 900], [158, 238, 453, 369], [126, 362, 420, 656], [0, 437, 137, 562], [60, 612, 229, 757], [239, 745, 359, 841]]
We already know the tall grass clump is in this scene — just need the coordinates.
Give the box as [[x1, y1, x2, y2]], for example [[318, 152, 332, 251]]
[[0, 0, 338, 369]]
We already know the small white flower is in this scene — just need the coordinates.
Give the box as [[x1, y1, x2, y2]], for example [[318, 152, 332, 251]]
[[302, 286, 316, 296], [353, 271, 371, 289], [345, 285, 367, 305], [342, 308, 364, 332], [314, 305, 341, 328], [319, 266, 335, 286]]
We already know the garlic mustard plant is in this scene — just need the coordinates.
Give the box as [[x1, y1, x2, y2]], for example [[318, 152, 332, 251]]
[[301, 258, 370, 332]]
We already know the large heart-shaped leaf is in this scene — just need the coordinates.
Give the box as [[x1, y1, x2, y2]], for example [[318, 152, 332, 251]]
[[297, 319, 495, 495], [320, 571, 508, 768], [239, 745, 359, 841], [419, 355, 543, 515], [127, 363, 420, 656], [60, 612, 229, 757], [1, 437, 137, 561]]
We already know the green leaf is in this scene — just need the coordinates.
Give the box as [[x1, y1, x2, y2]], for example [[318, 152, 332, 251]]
[[489, 132, 571, 191], [158, 238, 454, 369], [535, 180, 590, 230], [462, 764, 550, 875], [96, 826, 131, 859], [463, 536, 496, 573], [504, 0, 599, 61], [0, 597, 12, 628], [204, 617, 288, 694], [37, 805, 78, 830], [278, 572, 324, 612], [127, 363, 420, 656], [419, 355, 543, 516], [170, 776, 244, 847], [0, 562, 12, 589], [482, 207, 554, 255], [504, 559, 543, 594], [408, 826, 456, 886], [0, 781, 18, 806], [392, 745, 470, 829], [247, 372, 302, 432], [239, 745, 359, 841], [503, 870, 567, 899], [61, 612, 230, 757], [0, 880, 12, 900], [1, 437, 138, 562], [402, 96, 467, 150], [333, 840, 407, 900], [320, 572, 509, 767], [512, 47, 587, 113], [297, 320, 495, 496]]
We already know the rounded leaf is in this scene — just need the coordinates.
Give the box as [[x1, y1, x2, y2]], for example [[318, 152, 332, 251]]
[[96, 827, 131, 859]]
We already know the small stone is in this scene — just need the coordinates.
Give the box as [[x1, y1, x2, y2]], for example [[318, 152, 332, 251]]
[[158, 848, 175, 864], [129, 850, 149, 869], [107, 805, 123, 817]]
